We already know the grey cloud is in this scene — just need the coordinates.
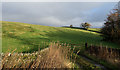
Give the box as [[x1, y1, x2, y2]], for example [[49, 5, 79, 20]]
[[0, 3, 2, 21], [2, 2, 117, 28]]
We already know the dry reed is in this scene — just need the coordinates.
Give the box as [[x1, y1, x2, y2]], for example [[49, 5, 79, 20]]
[[2, 42, 80, 69]]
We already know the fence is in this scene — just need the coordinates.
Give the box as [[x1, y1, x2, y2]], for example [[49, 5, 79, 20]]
[[85, 43, 120, 63]]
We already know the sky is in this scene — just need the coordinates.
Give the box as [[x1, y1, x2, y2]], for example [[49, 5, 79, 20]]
[[1, 0, 120, 2], [2, 2, 118, 28]]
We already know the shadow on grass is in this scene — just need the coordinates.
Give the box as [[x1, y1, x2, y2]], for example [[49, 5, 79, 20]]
[[45, 27, 119, 48], [45, 27, 102, 46], [63, 26, 101, 33]]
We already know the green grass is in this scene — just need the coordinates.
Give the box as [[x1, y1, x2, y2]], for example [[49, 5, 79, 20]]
[[88, 28, 101, 32], [2, 21, 119, 53], [81, 52, 120, 70]]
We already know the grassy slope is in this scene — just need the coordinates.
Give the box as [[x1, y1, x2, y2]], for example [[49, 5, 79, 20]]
[[2, 21, 119, 52]]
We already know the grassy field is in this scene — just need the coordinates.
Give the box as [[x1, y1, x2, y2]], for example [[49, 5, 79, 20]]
[[2, 21, 119, 53]]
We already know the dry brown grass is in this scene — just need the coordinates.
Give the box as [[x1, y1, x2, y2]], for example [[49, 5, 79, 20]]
[[2, 42, 80, 69]]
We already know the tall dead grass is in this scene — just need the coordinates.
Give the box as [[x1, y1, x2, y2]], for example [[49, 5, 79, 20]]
[[2, 42, 80, 69]]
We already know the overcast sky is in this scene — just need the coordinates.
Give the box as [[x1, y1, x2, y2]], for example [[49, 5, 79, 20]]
[[2, 2, 117, 28]]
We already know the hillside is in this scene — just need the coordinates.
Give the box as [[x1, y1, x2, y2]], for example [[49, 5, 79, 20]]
[[2, 21, 119, 52]]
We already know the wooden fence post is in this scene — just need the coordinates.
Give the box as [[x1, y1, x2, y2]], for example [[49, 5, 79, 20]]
[[85, 42, 88, 51]]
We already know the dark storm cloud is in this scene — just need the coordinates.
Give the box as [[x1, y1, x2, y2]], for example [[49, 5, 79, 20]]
[[2, 2, 117, 27]]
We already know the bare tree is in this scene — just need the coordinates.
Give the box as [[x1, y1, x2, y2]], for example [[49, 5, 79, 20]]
[[81, 22, 91, 30]]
